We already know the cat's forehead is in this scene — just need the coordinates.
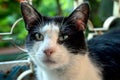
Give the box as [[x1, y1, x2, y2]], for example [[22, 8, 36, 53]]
[[41, 22, 60, 34], [39, 16, 66, 33], [28, 16, 66, 32]]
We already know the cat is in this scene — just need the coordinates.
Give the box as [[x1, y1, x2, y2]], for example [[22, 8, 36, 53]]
[[20, 1, 120, 80]]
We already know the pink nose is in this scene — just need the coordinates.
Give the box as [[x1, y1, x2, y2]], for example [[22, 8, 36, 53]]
[[44, 48, 55, 56]]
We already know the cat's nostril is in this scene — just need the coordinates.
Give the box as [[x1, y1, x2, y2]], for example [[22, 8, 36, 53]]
[[44, 48, 55, 56]]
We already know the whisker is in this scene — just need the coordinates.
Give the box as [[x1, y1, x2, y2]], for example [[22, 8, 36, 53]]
[[60, 17, 65, 27], [41, 16, 45, 25]]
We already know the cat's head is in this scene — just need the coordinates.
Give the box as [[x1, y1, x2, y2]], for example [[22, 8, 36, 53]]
[[21, 2, 89, 70]]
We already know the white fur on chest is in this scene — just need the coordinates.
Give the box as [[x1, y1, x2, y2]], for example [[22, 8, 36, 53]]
[[36, 54, 102, 80]]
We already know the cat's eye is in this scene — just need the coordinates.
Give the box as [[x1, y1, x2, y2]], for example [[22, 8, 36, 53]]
[[34, 33, 44, 41], [59, 35, 68, 43]]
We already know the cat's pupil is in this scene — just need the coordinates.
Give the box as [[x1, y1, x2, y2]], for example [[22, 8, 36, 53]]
[[34, 33, 44, 41]]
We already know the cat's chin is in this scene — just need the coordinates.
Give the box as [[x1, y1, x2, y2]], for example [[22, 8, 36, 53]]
[[42, 61, 61, 70], [43, 59, 56, 64], [37, 58, 68, 70]]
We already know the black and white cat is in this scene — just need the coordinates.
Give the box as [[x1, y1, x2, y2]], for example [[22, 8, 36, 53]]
[[20, 1, 120, 80]]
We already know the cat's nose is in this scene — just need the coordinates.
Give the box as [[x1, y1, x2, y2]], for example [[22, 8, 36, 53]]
[[44, 48, 55, 56]]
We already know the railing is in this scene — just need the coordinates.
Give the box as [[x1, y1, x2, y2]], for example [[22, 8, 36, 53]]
[[0, 0, 34, 80], [87, 0, 120, 40], [0, 0, 120, 80]]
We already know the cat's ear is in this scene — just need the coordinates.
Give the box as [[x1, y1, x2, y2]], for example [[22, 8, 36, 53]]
[[67, 2, 89, 31], [20, 2, 42, 29]]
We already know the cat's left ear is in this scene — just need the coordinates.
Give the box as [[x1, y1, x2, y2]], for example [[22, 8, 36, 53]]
[[67, 2, 89, 31], [20, 2, 42, 30]]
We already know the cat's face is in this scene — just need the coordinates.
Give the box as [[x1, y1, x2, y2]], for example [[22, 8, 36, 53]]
[[21, 2, 89, 70]]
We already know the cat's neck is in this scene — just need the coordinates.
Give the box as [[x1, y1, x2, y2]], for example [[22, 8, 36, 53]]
[[36, 54, 102, 80]]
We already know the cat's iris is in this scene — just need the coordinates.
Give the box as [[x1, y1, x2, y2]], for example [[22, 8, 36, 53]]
[[58, 35, 68, 44], [34, 33, 44, 41], [59, 35, 68, 41]]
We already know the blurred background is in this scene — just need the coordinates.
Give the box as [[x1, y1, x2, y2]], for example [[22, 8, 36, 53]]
[[0, 0, 116, 61]]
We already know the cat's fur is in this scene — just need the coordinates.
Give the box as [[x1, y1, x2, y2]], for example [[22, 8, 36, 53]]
[[20, 1, 120, 80]]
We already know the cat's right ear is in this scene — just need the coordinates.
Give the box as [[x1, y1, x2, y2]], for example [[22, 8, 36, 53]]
[[66, 2, 89, 31], [20, 2, 42, 30]]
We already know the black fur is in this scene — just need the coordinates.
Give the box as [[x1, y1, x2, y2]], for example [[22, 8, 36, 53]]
[[88, 28, 120, 80]]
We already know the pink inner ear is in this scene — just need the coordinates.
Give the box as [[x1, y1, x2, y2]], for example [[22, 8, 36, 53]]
[[76, 20, 85, 31], [19, 0, 26, 2]]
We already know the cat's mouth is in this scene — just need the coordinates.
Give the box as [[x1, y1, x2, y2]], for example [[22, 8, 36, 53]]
[[43, 59, 56, 64]]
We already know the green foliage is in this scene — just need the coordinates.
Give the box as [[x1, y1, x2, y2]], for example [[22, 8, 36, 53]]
[[89, 0, 113, 27], [33, 0, 73, 16]]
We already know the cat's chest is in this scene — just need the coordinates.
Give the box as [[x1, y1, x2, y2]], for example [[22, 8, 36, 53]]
[[35, 54, 102, 80], [36, 68, 63, 80], [36, 69, 100, 80], [36, 66, 77, 80], [36, 71, 76, 80]]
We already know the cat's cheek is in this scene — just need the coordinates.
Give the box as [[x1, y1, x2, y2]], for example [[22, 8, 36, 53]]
[[35, 54, 46, 68], [33, 42, 42, 51], [30, 42, 45, 64]]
